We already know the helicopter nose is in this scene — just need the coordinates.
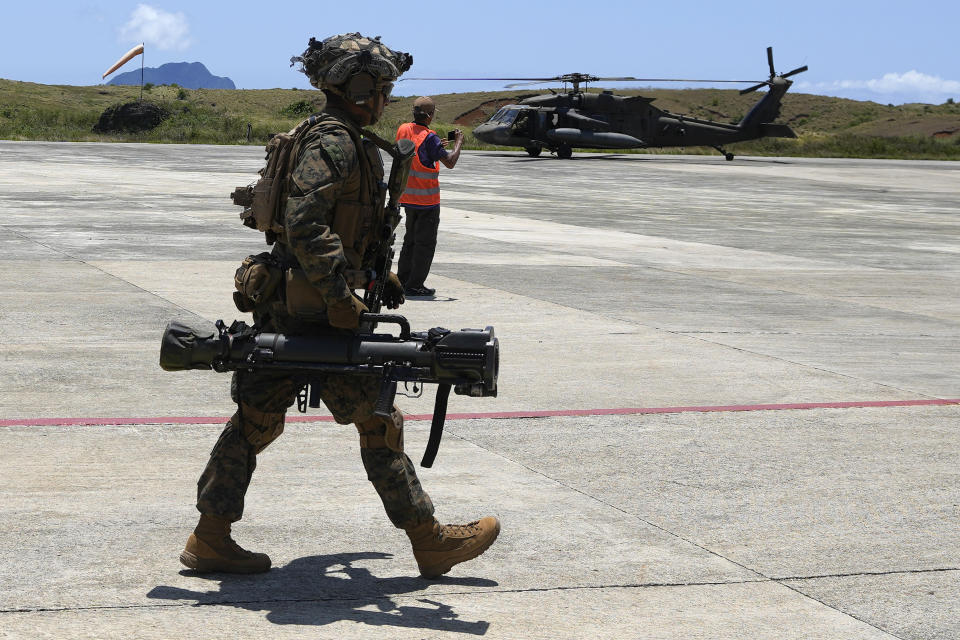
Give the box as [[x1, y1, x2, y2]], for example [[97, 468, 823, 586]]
[[473, 123, 510, 145], [472, 123, 494, 143]]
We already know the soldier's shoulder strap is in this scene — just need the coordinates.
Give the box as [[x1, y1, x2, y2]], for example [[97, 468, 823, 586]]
[[361, 126, 403, 157]]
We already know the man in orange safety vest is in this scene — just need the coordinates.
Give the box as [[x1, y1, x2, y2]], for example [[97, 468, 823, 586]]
[[395, 96, 463, 297]]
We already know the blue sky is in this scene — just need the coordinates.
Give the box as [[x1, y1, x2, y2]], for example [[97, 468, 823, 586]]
[[2, 1, 957, 105]]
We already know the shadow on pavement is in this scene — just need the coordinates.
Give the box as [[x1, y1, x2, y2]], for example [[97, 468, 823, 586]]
[[403, 295, 457, 302], [485, 152, 794, 165], [490, 153, 631, 162], [147, 551, 496, 635]]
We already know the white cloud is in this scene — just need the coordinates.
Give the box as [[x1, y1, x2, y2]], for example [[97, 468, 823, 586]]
[[119, 4, 190, 51], [797, 71, 960, 103]]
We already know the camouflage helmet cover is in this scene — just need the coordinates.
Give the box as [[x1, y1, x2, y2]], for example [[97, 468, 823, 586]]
[[291, 33, 413, 90]]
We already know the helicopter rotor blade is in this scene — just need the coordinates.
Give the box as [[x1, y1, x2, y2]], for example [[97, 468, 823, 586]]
[[766, 46, 775, 77], [400, 77, 562, 82], [506, 76, 764, 88], [739, 82, 769, 95], [402, 74, 767, 89], [504, 79, 567, 88], [593, 77, 762, 83], [780, 65, 809, 79]]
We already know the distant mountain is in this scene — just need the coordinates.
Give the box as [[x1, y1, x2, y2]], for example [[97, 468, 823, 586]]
[[107, 62, 235, 90]]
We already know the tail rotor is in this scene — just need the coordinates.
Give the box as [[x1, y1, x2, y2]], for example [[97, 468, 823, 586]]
[[740, 47, 808, 95]]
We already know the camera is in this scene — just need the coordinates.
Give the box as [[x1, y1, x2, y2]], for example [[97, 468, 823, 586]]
[[448, 129, 459, 141]]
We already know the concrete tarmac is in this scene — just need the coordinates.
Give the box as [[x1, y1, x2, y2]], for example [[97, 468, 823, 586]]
[[0, 141, 957, 639]]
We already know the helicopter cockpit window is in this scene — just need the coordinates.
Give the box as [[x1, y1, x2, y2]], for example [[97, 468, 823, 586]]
[[488, 108, 506, 122], [511, 110, 532, 134], [499, 110, 518, 125]]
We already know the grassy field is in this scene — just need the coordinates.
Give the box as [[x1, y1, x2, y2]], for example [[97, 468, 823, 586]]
[[2, 78, 959, 159]]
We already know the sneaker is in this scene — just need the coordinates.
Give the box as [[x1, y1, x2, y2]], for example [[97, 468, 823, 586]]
[[404, 286, 436, 297]]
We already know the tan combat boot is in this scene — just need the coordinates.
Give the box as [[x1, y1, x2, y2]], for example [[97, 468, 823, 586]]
[[179, 514, 271, 574], [405, 516, 500, 578]]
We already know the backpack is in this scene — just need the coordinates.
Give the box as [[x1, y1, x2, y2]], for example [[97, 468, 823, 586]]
[[230, 114, 328, 243]]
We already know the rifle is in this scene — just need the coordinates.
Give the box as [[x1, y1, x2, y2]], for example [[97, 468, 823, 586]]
[[360, 130, 416, 320], [160, 313, 499, 467]]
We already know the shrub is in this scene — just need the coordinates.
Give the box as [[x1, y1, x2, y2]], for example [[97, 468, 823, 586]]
[[281, 99, 314, 117]]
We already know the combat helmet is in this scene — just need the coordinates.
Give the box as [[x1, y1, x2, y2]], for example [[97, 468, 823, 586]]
[[291, 33, 412, 104]]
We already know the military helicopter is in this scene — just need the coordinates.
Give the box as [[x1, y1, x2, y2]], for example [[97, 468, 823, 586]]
[[457, 47, 807, 159]]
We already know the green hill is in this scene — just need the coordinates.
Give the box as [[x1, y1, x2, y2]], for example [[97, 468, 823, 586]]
[[1, 78, 958, 159]]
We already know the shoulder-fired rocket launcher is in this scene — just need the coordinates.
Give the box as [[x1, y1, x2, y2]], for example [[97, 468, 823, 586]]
[[159, 313, 499, 467]]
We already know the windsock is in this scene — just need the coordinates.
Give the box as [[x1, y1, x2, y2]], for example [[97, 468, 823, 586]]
[[102, 44, 145, 79]]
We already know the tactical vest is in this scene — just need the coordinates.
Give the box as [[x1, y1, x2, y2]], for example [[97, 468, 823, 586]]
[[302, 117, 386, 269], [396, 122, 440, 207], [232, 113, 386, 269]]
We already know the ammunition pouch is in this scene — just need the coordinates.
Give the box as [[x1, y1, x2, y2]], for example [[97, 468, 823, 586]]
[[284, 268, 328, 319], [233, 253, 283, 313], [331, 199, 377, 268], [283, 267, 376, 320]]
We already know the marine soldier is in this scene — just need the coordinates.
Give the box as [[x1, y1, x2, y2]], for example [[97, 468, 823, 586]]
[[180, 33, 499, 577]]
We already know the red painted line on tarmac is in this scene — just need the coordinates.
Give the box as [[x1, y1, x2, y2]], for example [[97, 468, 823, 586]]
[[1, 398, 957, 427]]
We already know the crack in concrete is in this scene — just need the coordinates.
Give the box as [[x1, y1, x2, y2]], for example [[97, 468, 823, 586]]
[[775, 567, 959, 582], [3, 569, 954, 616], [4, 227, 209, 324]]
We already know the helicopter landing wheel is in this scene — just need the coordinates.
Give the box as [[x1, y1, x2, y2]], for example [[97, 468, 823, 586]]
[[556, 143, 573, 159], [713, 145, 735, 161], [525, 145, 542, 157]]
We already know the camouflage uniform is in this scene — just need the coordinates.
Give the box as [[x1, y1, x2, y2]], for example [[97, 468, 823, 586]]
[[196, 107, 434, 529]]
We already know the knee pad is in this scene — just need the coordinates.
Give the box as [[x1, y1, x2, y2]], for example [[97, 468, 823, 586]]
[[236, 404, 285, 454], [356, 406, 404, 453]]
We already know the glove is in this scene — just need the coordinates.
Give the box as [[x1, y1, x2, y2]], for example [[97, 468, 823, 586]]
[[382, 272, 405, 310], [326, 294, 368, 329]]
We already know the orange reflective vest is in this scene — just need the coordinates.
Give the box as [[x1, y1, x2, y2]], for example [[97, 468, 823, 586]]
[[396, 122, 441, 207]]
